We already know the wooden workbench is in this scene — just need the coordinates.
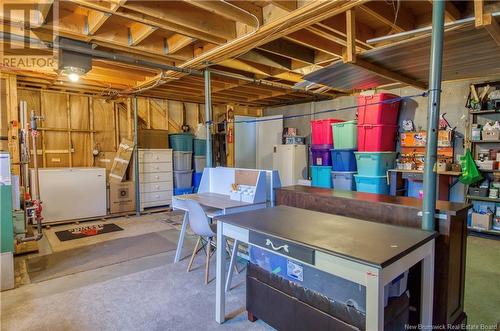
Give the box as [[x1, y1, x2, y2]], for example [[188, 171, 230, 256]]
[[275, 185, 470, 328]]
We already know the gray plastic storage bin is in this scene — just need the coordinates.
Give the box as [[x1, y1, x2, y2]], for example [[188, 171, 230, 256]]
[[331, 171, 356, 191], [173, 151, 192, 171], [173, 170, 193, 188], [193, 156, 206, 173]]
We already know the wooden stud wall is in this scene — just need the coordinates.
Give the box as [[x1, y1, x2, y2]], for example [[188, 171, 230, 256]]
[[15, 87, 262, 169]]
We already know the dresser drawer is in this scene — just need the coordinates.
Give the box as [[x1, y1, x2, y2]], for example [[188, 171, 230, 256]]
[[249, 231, 315, 265], [140, 172, 172, 183], [139, 162, 172, 173], [139, 150, 172, 163], [141, 191, 172, 204], [140, 181, 172, 193]]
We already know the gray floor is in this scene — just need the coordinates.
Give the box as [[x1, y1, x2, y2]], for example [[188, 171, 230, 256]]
[[1, 231, 273, 331]]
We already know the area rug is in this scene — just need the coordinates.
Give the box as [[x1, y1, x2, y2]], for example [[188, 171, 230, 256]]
[[26, 231, 177, 283], [55, 223, 124, 241]]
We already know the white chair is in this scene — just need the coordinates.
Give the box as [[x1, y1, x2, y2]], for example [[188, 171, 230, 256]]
[[184, 200, 239, 285]]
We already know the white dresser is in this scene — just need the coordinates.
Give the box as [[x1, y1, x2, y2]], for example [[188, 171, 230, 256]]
[[138, 149, 173, 210]]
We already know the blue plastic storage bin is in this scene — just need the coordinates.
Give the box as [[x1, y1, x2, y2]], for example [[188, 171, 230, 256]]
[[407, 180, 423, 199], [331, 149, 357, 171], [174, 187, 194, 196], [311, 165, 332, 188], [354, 152, 397, 176], [192, 172, 203, 188], [354, 175, 389, 194], [169, 133, 194, 151], [331, 171, 356, 191]]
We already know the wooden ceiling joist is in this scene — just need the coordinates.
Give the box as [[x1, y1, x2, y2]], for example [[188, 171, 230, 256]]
[[128, 22, 157, 46], [180, 0, 259, 28], [358, 2, 416, 33]]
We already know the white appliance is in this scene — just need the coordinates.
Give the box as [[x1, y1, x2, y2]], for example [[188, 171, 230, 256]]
[[272, 144, 307, 187], [30, 167, 107, 223], [256, 115, 283, 170]]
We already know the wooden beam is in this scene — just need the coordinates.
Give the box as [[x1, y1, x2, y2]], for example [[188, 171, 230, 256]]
[[164, 34, 194, 55], [359, 2, 415, 33], [482, 14, 500, 46], [474, 0, 484, 27], [239, 50, 292, 70], [285, 29, 343, 58], [35, 0, 54, 25], [181, 0, 258, 27], [352, 58, 427, 90], [259, 38, 315, 64], [128, 22, 157, 46], [344, 9, 356, 63], [86, 10, 111, 35]]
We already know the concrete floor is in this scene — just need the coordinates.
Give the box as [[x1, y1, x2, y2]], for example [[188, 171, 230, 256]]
[[1, 213, 499, 330]]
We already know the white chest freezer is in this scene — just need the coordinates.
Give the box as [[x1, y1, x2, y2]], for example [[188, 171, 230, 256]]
[[30, 167, 107, 223]]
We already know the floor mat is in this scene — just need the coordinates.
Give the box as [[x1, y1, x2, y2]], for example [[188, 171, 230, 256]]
[[26, 231, 177, 283], [55, 223, 124, 241]]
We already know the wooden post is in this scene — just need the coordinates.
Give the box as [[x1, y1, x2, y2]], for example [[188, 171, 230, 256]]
[[66, 94, 73, 167]]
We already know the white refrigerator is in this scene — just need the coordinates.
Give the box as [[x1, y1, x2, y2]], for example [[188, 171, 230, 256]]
[[272, 144, 307, 187]]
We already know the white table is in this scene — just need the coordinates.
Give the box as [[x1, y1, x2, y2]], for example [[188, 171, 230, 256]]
[[172, 192, 266, 263], [214, 206, 436, 330]]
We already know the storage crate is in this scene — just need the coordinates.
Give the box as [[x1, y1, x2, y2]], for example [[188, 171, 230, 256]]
[[357, 93, 400, 125], [174, 187, 194, 196], [331, 120, 357, 149], [311, 119, 344, 145], [354, 175, 389, 194], [192, 172, 203, 188], [354, 152, 397, 176], [193, 139, 206, 156], [311, 144, 332, 166], [193, 156, 206, 172], [468, 187, 489, 197], [331, 149, 357, 171], [173, 170, 193, 188], [482, 129, 500, 141], [331, 171, 356, 191], [284, 136, 305, 145], [173, 151, 193, 171], [311, 166, 332, 188], [169, 133, 194, 151], [407, 180, 423, 199], [357, 124, 398, 152]]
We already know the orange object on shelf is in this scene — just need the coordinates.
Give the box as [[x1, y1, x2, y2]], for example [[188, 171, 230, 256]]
[[400, 130, 452, 147]]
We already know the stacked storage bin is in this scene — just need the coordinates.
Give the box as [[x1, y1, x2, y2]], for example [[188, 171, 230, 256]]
[[169, 133, 194, 195], [330, 120, 357, 191], [310, 119, 343, 188], [354, 93, 400, 194], [192, 139, 206, 192]]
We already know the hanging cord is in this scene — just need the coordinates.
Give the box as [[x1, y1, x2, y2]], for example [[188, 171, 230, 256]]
[[226, 91, 430, 125]]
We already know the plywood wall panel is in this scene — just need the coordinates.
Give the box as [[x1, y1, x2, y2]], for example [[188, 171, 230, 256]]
[[70, 95, 90, 130], [185, 102, 200, 131], [150, 98, 168, 130], [93, 98, 116, 152], [168, 100, 183, 133], [72, 132, 92, 166]]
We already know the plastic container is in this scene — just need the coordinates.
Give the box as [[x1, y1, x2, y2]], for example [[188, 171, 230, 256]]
[[169, 133, 194, 151], [357, 93, 401, 125], [311, 119, 344, 145], [311, 144, 332, 166], [331, 171, 356, 191], [173, 151, 193, 171], [354, 175, 389, 194], [332, 120, 357, 149], [192, 172, 203, 188], [354, 152, 397, 176], [173, 170, 193, 188], [174, 187, 194, 196], [193, 156, 206, 173], [468, 187, 488, 197], [331, 149, 357, 171], [357, 124, 398, 152], [407, 180, 423, 199], [284, 136, 305, 145], [311, 166, 333, 188], [193, 139, 206, 156]]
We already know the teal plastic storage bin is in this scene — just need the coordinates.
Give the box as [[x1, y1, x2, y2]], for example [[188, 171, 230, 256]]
[[193, 139, 206, 156], [331, 120, 357, 149], [169, 133, 194, 151], [354, 175, 389, 194], [311, 166, 333, 188], [354, 152, 397, 176]]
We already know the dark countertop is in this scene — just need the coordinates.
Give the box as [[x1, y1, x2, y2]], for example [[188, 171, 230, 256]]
[[277, 186, 471, 216], [217, 205, 437, 269]]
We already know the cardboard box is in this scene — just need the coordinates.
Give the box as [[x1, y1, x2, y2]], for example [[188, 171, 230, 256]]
[[109, 181, 136, 214], [471, 212, 492, 230], [96, 151, 115, 180], [138, 129, 169, 149], [482, 129, 500, 141], [109, 138, 134, 183]]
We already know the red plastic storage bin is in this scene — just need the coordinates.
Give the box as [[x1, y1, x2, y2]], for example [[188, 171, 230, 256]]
[[357, 93, 401, 125], [311, 119, 344, 145], [357, 124, 398, 151]]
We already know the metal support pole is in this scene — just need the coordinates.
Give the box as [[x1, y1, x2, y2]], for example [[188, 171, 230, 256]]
[[422, 1, 445, 231], [133, 96, 141, 216], [204, 69, 213, 167]]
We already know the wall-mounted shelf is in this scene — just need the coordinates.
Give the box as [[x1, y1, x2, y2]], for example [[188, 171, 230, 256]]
[[468, 226, 500, 236], [469, 109, 499, 114], [470, 140, 500, 143], [466, 195, 500, 203]]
